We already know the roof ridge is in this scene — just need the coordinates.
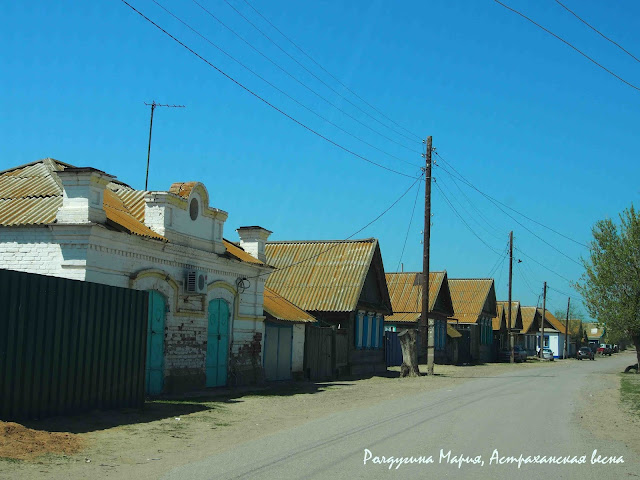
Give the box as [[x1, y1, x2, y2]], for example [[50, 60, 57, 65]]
[[266, 238, 376, 244]]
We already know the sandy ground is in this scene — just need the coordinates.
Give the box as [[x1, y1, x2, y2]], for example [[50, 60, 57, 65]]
[[0, 358, 620, 480], [576, 350, 640, 456]]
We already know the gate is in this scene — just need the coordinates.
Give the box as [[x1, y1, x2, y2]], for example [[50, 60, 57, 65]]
[[304, 325, 335, 380], [385, 331, 402, 367], [264, 323, 292, 381]]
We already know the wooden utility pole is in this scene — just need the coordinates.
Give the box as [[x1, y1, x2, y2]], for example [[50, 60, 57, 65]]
[[564, 297, 571, 359], [508, 231, 514, 363], [422, 136, 434, 375], [540, 281, 547, 358], [144, 101, 185, 190]]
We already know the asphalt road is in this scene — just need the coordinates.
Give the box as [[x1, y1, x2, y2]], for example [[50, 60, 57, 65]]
[[162, 354, 638, 480]]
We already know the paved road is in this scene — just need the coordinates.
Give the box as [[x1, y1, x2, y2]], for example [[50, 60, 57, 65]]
[[163, 354, 638, 479]]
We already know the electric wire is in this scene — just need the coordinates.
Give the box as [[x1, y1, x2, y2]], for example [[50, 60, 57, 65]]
[[494, 0, 640, 92], [152, 0, 421, 170], [219, 0, 423, 146], [246, 172, 424, 280], [121, 0, 419, 179], [434, 160, 583, 267], [514, 246, 572, 283], [394, 177, 422, 274], [191, 0, 422, 156], [554, 0, 640, 63], [434, 152, 588, 247], [239, 0, 423, 141], [433, 180, 504, 256]]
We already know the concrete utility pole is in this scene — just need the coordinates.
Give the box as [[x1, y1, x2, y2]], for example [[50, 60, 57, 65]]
[[144, 101, 185, 190], [564, 297, 571, 359], [508, 231, 514, 363], [422, 136, 434, 375], [540, 281, 547, 358]]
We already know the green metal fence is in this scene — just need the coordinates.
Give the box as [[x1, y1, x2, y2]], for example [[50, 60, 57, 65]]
[[0, 269, 148, 420]]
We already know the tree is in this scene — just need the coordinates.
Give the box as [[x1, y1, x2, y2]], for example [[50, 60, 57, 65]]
[[576, 205, 640, 372]]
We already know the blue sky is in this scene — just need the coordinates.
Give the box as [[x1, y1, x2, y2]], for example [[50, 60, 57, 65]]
[[2, 0, 640, 319]]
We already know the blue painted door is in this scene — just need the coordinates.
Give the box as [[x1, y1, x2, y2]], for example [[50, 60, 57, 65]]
[[146, 290, 165, 395], [264, 323, 292, 381], [207, 299, 229, 387]]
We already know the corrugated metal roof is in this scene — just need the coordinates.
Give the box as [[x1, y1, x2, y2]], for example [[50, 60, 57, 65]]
[[520, 306, 540, 334], [264, 239, 379, 313], [0, 196, 62, 226], [263, 287, 316, 323], [541, 310, 565, 333], [493, 303, 505, 331], [448, 278, 496, 323], [223, 239, 266, 265], [497, 300, 522, 330], [103, 190, 166, 241], [385, 271, 451, 323], [169, 182, 198, 199]]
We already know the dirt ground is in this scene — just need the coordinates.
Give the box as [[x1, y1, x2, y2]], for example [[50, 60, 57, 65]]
[[0, 359, 585, 480], [576, 350, 640, 456]]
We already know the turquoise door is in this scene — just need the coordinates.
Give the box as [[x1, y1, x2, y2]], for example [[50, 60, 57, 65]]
[[207, 299, 230, 387], [146, 290, 165, 395]]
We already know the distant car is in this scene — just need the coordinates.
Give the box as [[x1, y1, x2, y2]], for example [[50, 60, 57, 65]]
[[597, 344, 612, 356], [498, 346, 527, 363], [577, 347, 594, 360], [540, 347, 554, 361], [613, 344, 620, 353]]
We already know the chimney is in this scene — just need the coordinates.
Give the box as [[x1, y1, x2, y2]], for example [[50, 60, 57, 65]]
[[237, 226, 272, 262], [56, 168, 114, 224]]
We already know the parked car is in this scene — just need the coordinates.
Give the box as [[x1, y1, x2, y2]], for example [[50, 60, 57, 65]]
[[613, 344, 620, 353], [577, 346, 595, 360], [597, 344, 612, 356], [513, 345, 528, 363], [540, 347, 554, 361]]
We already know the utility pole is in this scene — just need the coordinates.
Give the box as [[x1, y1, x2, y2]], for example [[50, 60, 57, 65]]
[[540, 281, 547, 358], [144, 101, 185, 190], [422, 136, 434, 375], [508, 231, 514, 363], [564, 297, 571, 359]]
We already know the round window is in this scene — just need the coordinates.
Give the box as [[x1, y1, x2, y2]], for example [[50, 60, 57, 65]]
[[189, 198, 199, 220]]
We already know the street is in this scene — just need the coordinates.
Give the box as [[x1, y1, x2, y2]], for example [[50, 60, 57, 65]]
[[163, 354, 638, 480]]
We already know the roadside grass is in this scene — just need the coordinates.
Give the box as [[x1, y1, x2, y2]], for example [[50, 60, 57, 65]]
[[620, 373, 640, 417]]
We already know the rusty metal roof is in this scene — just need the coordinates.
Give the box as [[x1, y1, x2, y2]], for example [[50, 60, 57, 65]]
[[169, 182, 198, 199], [493, 303, 505, 331], [385, 271, 453, 323], [264, 239, 385, 313], [223, 239, 266, 265], [520, 306, 541, 334], [497, 300, 523, 331], [263, 287, 316, 323], [103, 189, 165, 241], [447, 278, 497, 323]]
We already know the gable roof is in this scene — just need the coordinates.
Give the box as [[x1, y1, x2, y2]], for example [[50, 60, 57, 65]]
[[263, 287, 316, 323], [385, 271, 454, 323], [492, 302, 506, 331], [264, 239, 391, 313], [447, 278, 497, 323], [520, 306, 541, 334], [583, 322, 605, 340], [497, 300, 523, 331], [540, 310, 566, 333]]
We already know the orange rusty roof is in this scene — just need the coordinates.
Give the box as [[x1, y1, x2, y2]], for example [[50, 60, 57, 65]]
[[385, 271, 454, 323], [103, 189, 165, 241], [447, 278, 497, 324], [540, 310, 565, 333], [497, 300, 523, 331], [520, 306, 541, 334], [263, 287, 316, 323], [169, 182, 198, 199], [264, 239, 391, 313], [493, 303, 506, 331], [223, 239, 266, 266]]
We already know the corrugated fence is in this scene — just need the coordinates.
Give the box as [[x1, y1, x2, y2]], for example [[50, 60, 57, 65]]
[[0, 269, 148, 420]]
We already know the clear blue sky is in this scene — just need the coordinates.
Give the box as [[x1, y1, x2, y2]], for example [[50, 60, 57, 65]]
[[3, 0, 640, 320]]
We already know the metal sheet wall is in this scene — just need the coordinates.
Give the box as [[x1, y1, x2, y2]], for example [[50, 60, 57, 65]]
[[0, 268, 148, 420]]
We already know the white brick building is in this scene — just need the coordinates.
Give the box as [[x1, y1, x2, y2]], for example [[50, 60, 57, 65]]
[[0, 158, 274, 392]]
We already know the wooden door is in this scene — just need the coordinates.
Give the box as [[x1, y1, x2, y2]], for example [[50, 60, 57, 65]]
[[264, 323, 292, 381], [206, 299, 229, 387], [146, 290, 165, 395]]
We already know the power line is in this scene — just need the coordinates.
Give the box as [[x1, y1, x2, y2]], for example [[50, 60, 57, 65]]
[[554, 0, 640, 63], [433, 180, 504, 256], [239, 0, 423, 141], [121, 0, 419, 179], [514, 246, 573, 283], [394, 178, 422, 273], [494, 0, 640, 92], [190, 0, 421, 156], [434, 158, 584, 267], [434, 152, 587, 247], [249, 173, 424, 280], [219, 0, 423, 146], [152, 0, 421, 170]]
